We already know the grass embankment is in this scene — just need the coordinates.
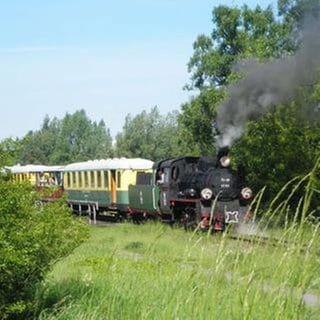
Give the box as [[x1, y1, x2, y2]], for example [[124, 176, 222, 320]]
[[36, 221, 320, 319]]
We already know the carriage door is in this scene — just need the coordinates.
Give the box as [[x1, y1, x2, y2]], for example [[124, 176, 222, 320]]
[[111, 170, 117, 204]]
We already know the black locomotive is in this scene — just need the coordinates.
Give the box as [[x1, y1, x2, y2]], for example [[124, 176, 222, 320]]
[[129, 148, 253, 231]]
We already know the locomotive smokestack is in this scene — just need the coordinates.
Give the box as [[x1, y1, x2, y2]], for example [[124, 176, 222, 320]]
[[215, 5, 320, 147], [217, 146, 229, 160]]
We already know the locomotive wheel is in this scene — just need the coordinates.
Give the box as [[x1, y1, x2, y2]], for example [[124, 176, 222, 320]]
[[131, 213, 146, 224]]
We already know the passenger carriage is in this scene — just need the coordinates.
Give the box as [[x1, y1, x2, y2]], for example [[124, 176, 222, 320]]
[[7, 164, 65, 200], [63, 158, 153, 219], [8, 164, 63, 186]]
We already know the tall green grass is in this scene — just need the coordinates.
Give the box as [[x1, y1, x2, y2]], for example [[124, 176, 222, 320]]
[[36, 162, 320, 319], [35, 221, 320, 319]]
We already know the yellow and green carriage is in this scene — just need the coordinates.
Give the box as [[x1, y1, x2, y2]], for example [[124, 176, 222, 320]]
[[8, 164, 63, 186], [63, 158, 153, 220], [7, 164, 65, 200]]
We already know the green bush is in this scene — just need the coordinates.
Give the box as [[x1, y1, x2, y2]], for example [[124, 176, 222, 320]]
[[0, 181, 89, 319]]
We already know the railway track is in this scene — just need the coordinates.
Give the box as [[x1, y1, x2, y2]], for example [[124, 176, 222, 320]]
[[228, 232, 317, 254]]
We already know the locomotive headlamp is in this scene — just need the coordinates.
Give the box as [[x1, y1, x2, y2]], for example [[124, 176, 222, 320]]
[[201, 188, 213, 200], [241, 187, 253, 200], [220, 156, 231, 167]]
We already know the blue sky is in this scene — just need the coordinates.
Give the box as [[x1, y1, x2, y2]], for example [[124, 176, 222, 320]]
[[0, 0, 277, 140]]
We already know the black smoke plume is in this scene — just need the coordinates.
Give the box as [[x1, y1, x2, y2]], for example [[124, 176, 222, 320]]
[[216, 6, 320, 147]]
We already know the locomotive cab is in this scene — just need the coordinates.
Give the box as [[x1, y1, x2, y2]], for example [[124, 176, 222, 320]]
[[155, 157, 200, 223]]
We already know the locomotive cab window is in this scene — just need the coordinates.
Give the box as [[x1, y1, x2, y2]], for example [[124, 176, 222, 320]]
[[171, 166, 179, 181], [156, 169, 164, 184], [163, 168, 170, 184]]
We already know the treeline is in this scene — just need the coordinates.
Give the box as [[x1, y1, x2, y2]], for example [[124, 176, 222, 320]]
[[1, 110, 113, 165], [0, 108, 182, 165], [1, 0, 320, 202]]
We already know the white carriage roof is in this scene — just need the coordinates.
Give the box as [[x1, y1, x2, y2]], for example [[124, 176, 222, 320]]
[[7, 164, 65, 174], [63, 158, 154, 171]]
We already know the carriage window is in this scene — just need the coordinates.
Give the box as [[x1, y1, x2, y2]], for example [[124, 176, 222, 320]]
[[84, 172, 89, 188], [66, 172, 71, 187], [78, 172, 82, 188], [103, 171, 109, 188], [136, 172, 152, 185], [97, 171, 102, 188], [90, 171, 95, 188], [117, 171, 121, 188], [57, 172, 62, 186], [72, 172, 76, 187]]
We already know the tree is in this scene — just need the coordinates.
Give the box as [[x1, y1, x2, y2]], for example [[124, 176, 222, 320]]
[[178, 88, 225, 156], [0, 181, 88, 318], [50, 110, 113, 164], [18, 116, 60, 165], [179, 0, 320, 211], [0, 138, 20, 167], [17, 110, 113, 165], [115, 107, 181, 161], [278, 0, 320, 24], [232, 102, 320, 202], [179, 4, 290, 154], [186, 4, 288, 91]]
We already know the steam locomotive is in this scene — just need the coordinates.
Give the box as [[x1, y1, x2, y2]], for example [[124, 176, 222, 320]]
[[129, 147, 253, 231]]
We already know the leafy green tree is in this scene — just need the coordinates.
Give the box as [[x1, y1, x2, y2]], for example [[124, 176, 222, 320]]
[[178, 88, 225, 156], [278, 0, 320, 23], [179, 0, 320, 211], [18, 116, 59, 165], [17, 110, 113, 165], [0, 181, 88, 319], [115, 107, 181, 161], [179, 3, 290, 155], [50, 110, 113, 164], [232, 102, 320, 202], [186, 4, 288, 91], [0, 138, 20, 167]]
